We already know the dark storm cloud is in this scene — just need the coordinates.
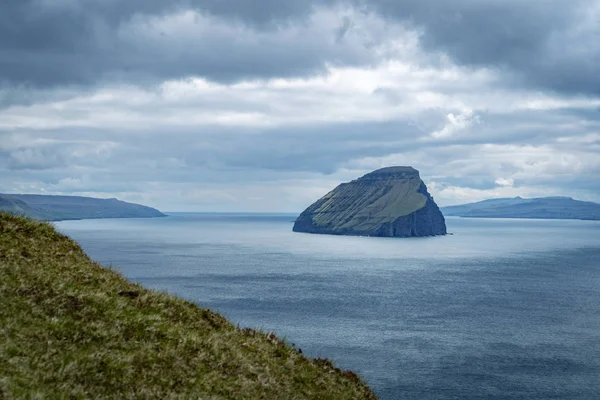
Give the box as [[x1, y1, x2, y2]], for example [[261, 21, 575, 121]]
[[2, 0, 598, 95], [361, 0, 600, 95], [2, 0, 600, 210], [0, 0, 352, 88]]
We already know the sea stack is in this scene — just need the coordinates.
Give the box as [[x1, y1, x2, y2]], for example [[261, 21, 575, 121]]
[[293, 166, 447, 237]]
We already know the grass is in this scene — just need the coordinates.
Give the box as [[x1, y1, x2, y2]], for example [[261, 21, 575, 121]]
[[0, 213, 376, 399], [302, 177, 426, 234]]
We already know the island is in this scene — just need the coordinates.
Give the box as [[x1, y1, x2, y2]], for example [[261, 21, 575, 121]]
[[293, 166, 447, 237], [0, 212, 375, 399], [441, 196, 600, 220], [0, 193, 166, 221]]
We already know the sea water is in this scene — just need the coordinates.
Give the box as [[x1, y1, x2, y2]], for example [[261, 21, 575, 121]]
[[56, 214, 600, 399]]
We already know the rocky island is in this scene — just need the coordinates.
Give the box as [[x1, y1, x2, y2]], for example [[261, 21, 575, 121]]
[[293, 166, 447, 237]]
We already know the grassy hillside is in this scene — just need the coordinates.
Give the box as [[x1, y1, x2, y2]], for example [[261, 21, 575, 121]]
[[295, 168, 427, 233], [307, 177, 426, 232], [293, 166, 446, 237], [0, 213, 376, 399]]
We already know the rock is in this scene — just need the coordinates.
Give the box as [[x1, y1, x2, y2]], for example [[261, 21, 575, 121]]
[[293, 166, 447, 237]]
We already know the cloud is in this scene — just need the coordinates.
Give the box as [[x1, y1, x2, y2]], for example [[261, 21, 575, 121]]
[[362, 0, 600, 95], [0, 3, 408, 89], [430, 109, 480, 139], [1, 1, 599, 211], [4, 0, 598, 96], [495, 178, 514, 187]]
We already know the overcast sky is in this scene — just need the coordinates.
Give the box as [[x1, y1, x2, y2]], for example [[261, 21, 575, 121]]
[[1, 0, 599, 212]]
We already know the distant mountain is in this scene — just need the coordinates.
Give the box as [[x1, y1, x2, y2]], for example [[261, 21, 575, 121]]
[[441, 196, 600, 220], [0, 194, 166, 221], [293, 166, 446, 237], [0, 196, 37, 217]]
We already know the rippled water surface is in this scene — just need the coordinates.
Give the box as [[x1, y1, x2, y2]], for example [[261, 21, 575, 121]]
[[56, 214, 600, 399]]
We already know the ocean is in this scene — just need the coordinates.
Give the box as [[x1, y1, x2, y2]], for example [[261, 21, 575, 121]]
[[55, 214, 600, 399]]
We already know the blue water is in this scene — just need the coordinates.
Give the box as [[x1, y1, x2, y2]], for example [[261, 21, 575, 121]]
[[55, 214, 600, 399]]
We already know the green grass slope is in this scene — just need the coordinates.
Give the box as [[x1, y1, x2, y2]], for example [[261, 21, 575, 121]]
[[293, 166, 446, 237], [308, 176, 426, 233], [295, 168, 426, 233], [0, 213, 376, 399]]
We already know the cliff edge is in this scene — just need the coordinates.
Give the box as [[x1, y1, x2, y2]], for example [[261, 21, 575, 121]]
[[293, 167, 446, 237], [0, 212, 375, 399]]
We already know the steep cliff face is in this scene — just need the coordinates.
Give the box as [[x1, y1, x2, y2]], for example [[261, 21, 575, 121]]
[[293, 167, 447, 237]]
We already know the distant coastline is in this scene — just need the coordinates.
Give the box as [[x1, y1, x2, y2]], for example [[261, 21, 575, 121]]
[[0, 193, 166, 222], [442, 196, 600, 221]]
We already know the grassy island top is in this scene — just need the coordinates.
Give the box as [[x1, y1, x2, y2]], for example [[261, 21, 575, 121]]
[[0, 213, 376, 399], [295, 166, 429, 234]]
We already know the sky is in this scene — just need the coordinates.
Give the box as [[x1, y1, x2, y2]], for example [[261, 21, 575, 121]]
[[1, 0, 599, 212]]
